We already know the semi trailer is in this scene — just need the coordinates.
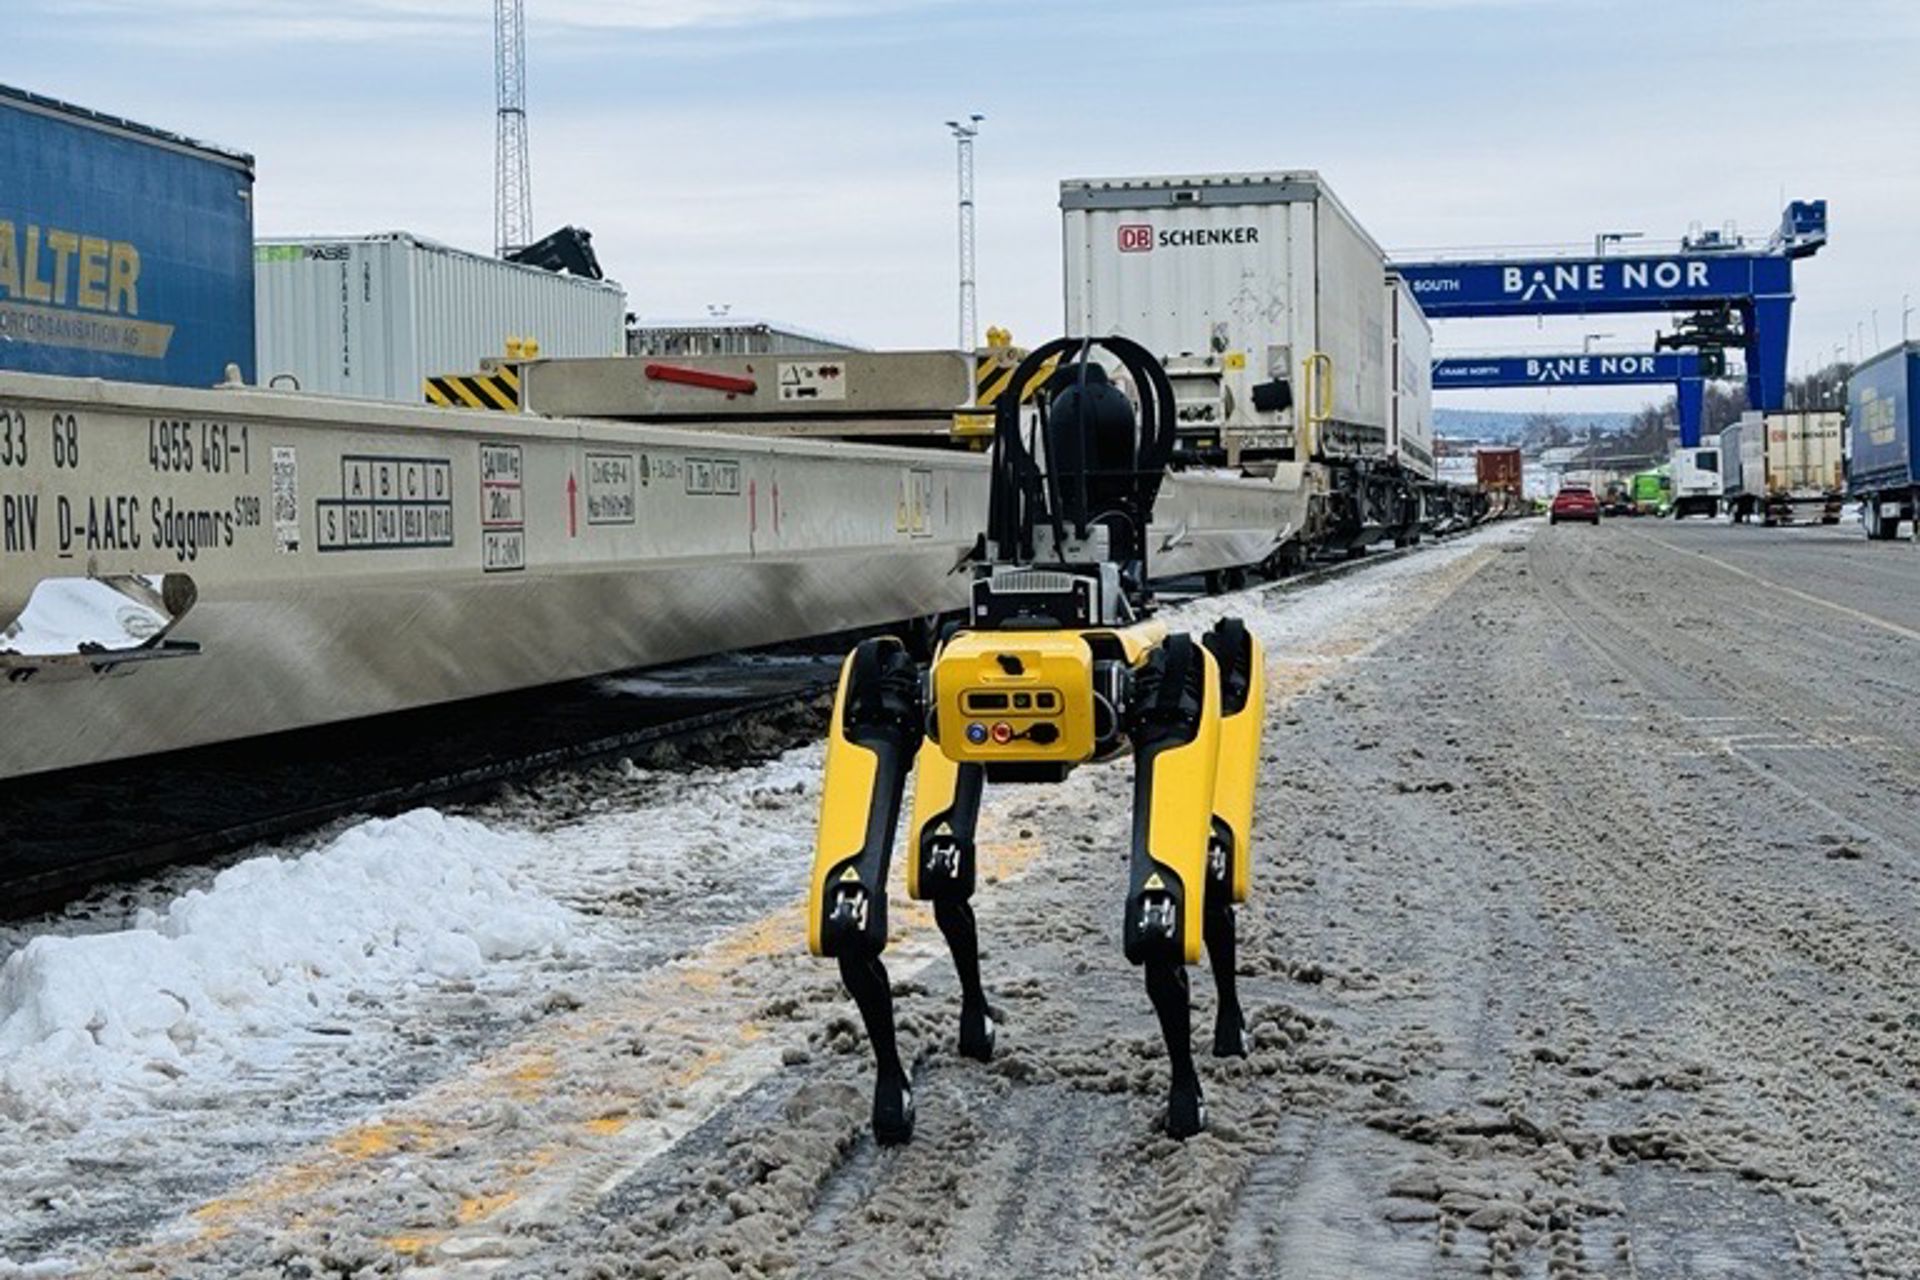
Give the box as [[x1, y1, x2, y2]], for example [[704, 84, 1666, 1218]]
[[0, 83, 256, 388], [1848, 343, 1920, 540], [1722, 410, 1844, 525]]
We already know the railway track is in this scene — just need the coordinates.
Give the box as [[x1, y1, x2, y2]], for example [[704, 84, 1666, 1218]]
[[0, 532, 1473, 917]]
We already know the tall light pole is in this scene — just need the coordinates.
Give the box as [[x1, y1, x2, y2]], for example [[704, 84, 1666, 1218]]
[[1594, 230, 1643, 257], [945, 113, 984, 352], [1582, 331, 1613, 353]]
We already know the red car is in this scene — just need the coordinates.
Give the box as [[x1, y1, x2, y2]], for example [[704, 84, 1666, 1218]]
[[1550, 485, 1600, 525]]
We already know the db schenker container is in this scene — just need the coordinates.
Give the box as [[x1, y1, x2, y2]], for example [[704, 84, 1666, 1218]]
[[254, 232, 627, 403], [1848, 342, 1920, 539], [1723, 410, 1845, 525], [1061, 172, 1390, 464], [0, 83, 256, 387]]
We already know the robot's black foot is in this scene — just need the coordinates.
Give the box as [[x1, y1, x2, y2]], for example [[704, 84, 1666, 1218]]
[[1212, 1013, 1251, 1059], [958, 1003, 997, 1062], [873, 1072, 916, 1146], [1165, 1081, 1208, 1140]]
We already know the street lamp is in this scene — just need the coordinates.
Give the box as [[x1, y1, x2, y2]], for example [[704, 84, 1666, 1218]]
[[1595, 230, 1643, 257], [945, 113, 985, 352], [1582, 332, 1613, 353]]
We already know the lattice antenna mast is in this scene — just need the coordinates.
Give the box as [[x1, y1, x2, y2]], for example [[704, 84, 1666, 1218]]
[[495, 0, 532, 257], [946, 114, 983, 351]]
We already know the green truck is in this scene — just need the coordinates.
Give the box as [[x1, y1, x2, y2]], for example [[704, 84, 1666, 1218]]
[[1629, 467, 1669, 516]]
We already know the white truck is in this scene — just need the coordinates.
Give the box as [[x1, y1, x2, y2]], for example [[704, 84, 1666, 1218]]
[[1060, 171, 1424, 553], [1722, 409, 1845, 525], [1668, 435, 1725, 519]]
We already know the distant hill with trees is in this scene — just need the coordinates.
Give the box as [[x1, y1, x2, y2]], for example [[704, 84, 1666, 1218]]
[[1433, 408, 1631, 441]]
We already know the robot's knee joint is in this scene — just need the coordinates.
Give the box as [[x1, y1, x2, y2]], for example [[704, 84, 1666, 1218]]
[[823, 880, 884, 956]]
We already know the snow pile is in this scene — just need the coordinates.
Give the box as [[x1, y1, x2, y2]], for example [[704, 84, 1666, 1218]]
[[0, 809, 573, 1122]]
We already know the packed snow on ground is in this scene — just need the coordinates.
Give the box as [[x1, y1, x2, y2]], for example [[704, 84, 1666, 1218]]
[[0, 809, 585, 1269], [0, 732, 831, 1265], [0, 810, 573, 1127]]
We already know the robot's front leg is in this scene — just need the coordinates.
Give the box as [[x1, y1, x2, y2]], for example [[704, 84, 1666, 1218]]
[[1123, 634, 1223, 1139], [909, 746, 993, 1060], [808, 637, 923, 1145]]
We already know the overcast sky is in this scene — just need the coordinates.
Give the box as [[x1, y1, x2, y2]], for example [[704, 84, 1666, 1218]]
[[11, 0, 1918, 413]]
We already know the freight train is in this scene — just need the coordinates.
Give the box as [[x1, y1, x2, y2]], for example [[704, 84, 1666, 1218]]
[[4, 86, 1510, 786]]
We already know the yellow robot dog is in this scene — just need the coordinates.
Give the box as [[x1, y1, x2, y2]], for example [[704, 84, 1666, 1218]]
[[808, 335, 1266, 1144]]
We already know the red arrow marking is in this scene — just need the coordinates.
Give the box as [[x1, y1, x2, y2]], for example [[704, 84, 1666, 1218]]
[[567, 470, 579, 537]]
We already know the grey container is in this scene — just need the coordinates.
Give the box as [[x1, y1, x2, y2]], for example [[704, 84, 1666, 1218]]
[[255, 232, 627, 402]]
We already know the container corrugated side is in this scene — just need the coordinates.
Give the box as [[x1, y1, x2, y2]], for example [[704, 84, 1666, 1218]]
[[0, 84, 255, 387], [1847, 344, 1920, 492], [1720, 418, 1751, 497], [1763, 410, 1844, 496], [254, 234, 626, 402], [1387, 276, 1434, 479], [1312, 193, 1387, 450]]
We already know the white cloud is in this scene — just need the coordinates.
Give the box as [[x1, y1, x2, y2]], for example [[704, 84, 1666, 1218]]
[[51, 0, 950, 44]]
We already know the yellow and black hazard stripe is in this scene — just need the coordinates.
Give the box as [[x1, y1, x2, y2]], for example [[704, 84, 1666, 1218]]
[[972, 349, 1061, 408], [425, 367, 521, 411], [955, 348, 1064, 443]]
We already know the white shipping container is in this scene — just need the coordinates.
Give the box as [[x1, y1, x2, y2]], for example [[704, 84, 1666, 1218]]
[[1061, 172, 1389, 461], [1760, 410, 1845, 497], [1387, 275, 1434, 479], [255, 233, 627, 402]]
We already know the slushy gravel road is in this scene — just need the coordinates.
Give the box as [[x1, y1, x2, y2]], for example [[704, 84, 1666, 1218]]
[[44, 519, 1920, 1280]]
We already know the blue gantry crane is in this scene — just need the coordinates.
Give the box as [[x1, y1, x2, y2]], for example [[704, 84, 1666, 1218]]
[[1395, 202, 1826, 445], [1431, 350, 1712, 443]]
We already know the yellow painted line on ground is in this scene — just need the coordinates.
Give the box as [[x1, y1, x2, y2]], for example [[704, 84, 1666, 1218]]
[[1632, 530, 1920, 644], [104, 538, 1508, 1277]]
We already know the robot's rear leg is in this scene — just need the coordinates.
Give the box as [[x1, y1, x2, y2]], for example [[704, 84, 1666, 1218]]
[[1204, 841, 1250, 1059], [934, 898, 995, 1061], [912, 748, 995, 1061], [1201, 616, 1263, 1060]]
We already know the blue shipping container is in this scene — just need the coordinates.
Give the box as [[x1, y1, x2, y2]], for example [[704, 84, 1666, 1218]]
[[1847, 342, 1920, 493], [0, 83, 255, 387]]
